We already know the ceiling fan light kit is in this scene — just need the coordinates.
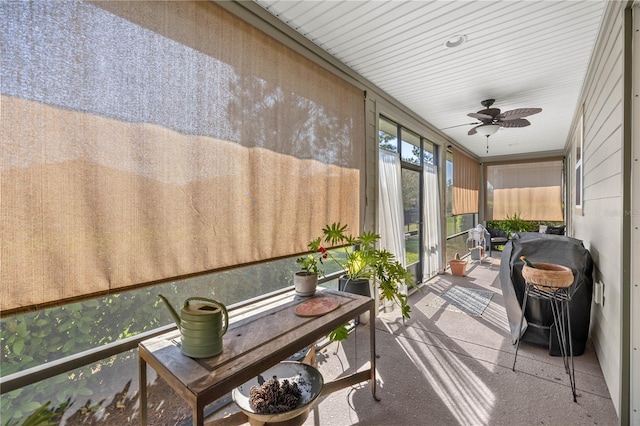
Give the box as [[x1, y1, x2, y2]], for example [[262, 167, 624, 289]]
[[475, 124, 500, 137]]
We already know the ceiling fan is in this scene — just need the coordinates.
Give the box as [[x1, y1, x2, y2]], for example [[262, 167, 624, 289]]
[[466, 99, 542, 136], [449, 99, 542, 153]]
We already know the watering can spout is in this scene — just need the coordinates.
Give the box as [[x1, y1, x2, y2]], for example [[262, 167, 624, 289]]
[[158, 294, 181, 327]]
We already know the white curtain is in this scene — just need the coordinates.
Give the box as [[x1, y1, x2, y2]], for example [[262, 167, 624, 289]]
[[423, 163, 441, 278], [378, 150, 406, 296]]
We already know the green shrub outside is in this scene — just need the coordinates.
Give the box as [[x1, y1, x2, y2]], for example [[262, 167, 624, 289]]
[[486, 212, 563, 236]]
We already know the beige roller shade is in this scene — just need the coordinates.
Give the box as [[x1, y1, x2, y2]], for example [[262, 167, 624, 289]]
[[1, 1, 364, 315], [485, 160, 564, 221], [452, 149, 480, 216]]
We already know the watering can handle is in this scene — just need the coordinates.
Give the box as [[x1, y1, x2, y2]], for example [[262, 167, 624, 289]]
[[184, 297, 229, 335]]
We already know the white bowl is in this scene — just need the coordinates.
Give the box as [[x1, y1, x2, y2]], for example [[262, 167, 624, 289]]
[[232, 361, 324, 423]]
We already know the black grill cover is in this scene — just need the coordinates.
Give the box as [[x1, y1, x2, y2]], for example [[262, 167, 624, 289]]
[[500, 233, 593, 356]]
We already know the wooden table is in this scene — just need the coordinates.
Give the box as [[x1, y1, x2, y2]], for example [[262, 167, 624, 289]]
[[138, 288, 377, 425]]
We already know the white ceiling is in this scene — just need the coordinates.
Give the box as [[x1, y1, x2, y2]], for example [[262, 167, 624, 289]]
[[253, 0, 608, 160]]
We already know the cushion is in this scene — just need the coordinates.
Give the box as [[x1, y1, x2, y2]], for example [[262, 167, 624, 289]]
[[545, 225, 566, 235], [487, 227, 508, 239]]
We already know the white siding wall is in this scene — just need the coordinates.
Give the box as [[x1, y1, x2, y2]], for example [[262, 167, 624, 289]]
[[567, 0, 626, 416]]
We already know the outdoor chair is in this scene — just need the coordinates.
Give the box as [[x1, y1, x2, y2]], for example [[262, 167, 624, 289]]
[[487, 228, 508, 257]]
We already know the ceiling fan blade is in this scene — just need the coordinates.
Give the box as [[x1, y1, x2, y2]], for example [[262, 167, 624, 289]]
[[499, 118, 531, 128], [467, 112, 493, 120], [477, 108, 501, 117], [501, 108, 542, 120], [467, 125, 480, 135]]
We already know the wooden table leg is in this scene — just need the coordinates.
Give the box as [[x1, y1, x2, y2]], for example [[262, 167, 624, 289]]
[[193, 402, 204, 426], [139, 351, 147, 425]]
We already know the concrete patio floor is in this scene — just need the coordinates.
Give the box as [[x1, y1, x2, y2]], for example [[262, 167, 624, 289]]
[[215, 256, 617, 425]]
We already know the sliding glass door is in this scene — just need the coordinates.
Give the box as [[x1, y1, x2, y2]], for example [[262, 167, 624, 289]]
[[379, 116, 439, 285]]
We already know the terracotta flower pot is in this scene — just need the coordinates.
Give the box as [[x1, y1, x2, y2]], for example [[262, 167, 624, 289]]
[[522, 263, 574, 289], [449, 259, 467, 277]]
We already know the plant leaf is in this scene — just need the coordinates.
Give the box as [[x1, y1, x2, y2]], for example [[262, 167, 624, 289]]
[[13, 340, 24, 356], [328, 324, 349, 342]]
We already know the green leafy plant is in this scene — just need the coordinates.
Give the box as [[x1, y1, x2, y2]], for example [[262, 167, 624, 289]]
[[327, 326, 350, 342], [496, 212, 538, 236], [306, 222, 416, 340], [295, 237, 324, 275], [3, 400, 70, 426]]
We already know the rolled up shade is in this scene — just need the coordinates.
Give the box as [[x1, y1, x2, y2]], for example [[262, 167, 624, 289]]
[[1, 1, 364, 315], [452, 149, 480, 215], [485, 160, 564, 221]]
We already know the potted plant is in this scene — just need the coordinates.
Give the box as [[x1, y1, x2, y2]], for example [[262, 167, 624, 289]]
[[449, 253, 467, 276], [294, 243, 324, 296], [306, 222, 416, 340]]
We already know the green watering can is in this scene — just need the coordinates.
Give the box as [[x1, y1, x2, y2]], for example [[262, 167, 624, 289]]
[[158, 295, 228, 358]]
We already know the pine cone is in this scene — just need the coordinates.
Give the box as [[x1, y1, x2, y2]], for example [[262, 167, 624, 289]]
[[248, 376, 303, 414]]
